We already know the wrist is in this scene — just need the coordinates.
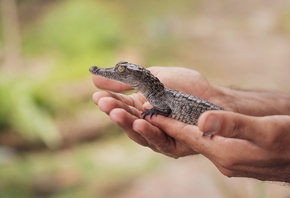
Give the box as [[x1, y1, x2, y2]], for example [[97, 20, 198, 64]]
[[218, 86, 290, 116]]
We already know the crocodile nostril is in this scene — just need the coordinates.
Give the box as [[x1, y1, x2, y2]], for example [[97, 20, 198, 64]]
[[89, 66, 100, 74]]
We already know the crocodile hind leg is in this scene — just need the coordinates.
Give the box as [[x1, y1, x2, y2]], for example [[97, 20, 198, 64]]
[[141, 107, 172, 119]]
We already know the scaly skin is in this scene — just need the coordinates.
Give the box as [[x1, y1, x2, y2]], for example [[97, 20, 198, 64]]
[[89, 61, 224, 125]]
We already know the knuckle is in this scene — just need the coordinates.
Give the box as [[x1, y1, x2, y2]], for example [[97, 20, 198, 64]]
[[258, 117, 288, 150], [160, 146, 174, 155], [152, 142, 176, 157], [231, 121, 241, 137], [160, 148, 179, 158], [220, 159, 236, 170], [218, 167, 235, 178], [169, 153, 181, 159], [216, 156, 244, 178], [217, 154, 240, 170], [161, 148, 181, 159]]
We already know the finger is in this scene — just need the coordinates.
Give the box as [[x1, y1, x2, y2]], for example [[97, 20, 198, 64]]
[[92, 75, 132, 92], [142, 102, 152, 110], [109, 108, 148, 146], [133, 119, 196, 158], [97, 96, 141, 118], [198, 111, 290, 149], [198, 111, 259, 140], [93, 91, 146, 110], [147, 115, 208, 154], [133, 119, 168, 154]]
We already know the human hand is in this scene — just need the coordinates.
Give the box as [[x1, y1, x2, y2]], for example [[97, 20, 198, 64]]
[[146, 111, 290, 183], [92, 64, 290, 182], [92, 66, 228, 157]]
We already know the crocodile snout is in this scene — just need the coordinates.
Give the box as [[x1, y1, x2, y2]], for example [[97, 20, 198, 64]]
[[89, 66, 100, 74]]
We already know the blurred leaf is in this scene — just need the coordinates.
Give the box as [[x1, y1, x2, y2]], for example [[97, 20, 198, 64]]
[[23, 0, 121, 80], [0, 73, 61, 148]]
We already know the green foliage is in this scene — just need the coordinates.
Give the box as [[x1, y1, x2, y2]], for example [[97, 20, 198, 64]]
[[0, 0, 123, 145], [23, 0, 121, 80], [0, 74, 61, 148], [280, 10, 290, 36]]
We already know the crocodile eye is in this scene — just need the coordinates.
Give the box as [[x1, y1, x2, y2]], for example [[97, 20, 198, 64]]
[[117, 66, 125, 72]]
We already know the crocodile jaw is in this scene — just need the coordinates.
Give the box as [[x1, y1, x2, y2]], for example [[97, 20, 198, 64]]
[[89, 65, 140, 87]]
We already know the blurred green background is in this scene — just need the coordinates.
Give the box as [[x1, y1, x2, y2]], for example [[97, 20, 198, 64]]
[[1, 0, 290, 197]]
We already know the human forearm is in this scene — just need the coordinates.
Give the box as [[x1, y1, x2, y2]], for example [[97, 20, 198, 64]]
[[218, 86, 290, 116]]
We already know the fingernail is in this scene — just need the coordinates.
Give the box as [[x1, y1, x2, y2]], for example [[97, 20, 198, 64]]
[[202, 114, 221, 134]]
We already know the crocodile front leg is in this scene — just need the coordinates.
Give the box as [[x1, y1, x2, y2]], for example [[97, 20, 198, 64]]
[[141, 107, 172, 118]]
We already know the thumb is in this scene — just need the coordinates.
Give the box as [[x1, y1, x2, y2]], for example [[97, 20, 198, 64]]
[[198, 111, 261, 142], [198, 111, 290, 149]]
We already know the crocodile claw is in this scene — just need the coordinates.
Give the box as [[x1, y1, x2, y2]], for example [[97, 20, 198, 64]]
[[141, 108, 171, 119]]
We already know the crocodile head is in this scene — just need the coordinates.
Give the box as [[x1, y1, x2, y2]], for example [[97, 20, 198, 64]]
[[89, 61, 151, 88]]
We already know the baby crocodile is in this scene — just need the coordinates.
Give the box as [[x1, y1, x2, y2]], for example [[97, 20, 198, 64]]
[[89, 61, 224, 125]]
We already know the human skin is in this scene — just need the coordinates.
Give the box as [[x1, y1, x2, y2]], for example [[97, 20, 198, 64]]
[[92, 66, 290, 183]]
